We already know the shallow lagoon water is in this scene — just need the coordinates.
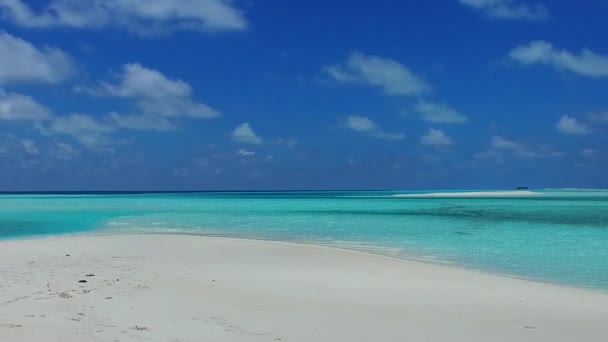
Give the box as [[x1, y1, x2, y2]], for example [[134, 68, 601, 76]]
[[1, 190, 607, 289]]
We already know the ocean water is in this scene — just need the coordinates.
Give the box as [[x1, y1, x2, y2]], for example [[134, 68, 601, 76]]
[[1, 190, 607, 289]]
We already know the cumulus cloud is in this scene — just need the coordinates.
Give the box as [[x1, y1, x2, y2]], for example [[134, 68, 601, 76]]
[[12, 63, 223, 150], [346, 115, 376, 132], [587, 111, 608, 123], [49, 113, 114, 135], [90, 63, 219, 119], [96, 63, 193, 99], [475, 149, 504, 161], [274, 138, 298, 148], [21, 138, 38, 155], [237, 149, 255, 157], [459, 0, 548, 20], [555, 115, 590, 135], [509, 41, 608, 77], [414, 101, 468, 124], [80, 63, 219, 132], [107, 112, 175, 131], [45, 113, 115, 150], [492, 136, 524, 151], [0, 89, 52, 121], [345, 115, 404, 141], [420, 128, 453, 146], [0, 31, 73, 85], [0, 0, 247, 35], [581, 149, 598, 158], [478, 136, 562, 160], [487, 136, 533, 157], [232, 123, 263, 145], [370, 131, 405, 141], [324, 53, 467, 127], [53, 142, 79, 160], [323, 51, 429, 96], [5, 63, 219, 150]]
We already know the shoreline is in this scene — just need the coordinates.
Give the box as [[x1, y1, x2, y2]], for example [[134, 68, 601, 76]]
[[3, 230, 604, 292], [1, 234, 607, 341], [94, 231, 608, 292]]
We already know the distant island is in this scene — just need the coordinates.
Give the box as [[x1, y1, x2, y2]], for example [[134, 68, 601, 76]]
[[516, 187, 529, 190]]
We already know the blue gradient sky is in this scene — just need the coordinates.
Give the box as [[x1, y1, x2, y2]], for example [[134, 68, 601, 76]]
[[0, 0, 607, 190]]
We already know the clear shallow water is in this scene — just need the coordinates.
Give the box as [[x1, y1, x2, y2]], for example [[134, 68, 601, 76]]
[[1, 190, 608, 289]]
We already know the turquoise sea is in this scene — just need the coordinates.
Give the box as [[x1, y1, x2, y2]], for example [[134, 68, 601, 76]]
[[1, 190, 607, 289]]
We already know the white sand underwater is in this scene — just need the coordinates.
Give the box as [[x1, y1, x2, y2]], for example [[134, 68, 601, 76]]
[[393, 190, 541, 197]]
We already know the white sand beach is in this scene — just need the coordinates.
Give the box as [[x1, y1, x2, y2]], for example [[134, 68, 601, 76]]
[[1, 234, 607, 342], [393, 190, 542, 197]]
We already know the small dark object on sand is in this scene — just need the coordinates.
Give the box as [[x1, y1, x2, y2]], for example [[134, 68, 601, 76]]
[[78, 280, 87, 283], [66, 254, 70, 257], [85, 274, 95, 277]]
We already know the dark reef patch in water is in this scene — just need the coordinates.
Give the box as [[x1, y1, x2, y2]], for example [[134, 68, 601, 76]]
[[292, 207, 608, 227]]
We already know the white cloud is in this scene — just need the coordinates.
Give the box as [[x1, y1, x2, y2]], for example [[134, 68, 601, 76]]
[[49, 113, 114, 135], [588, 111, 608, 123], [81, 63, 219, 132], [475, 149, 504, 161], [414, 101, 468, 124], [237, 149, 255, 157], [420, 128, 453, 146], [490, 136, 536, 157], [556, 115, 590, 135], [492, 136, 521, 150], [0, 89, 51, 121], [21, 138, 38, 155], [323, 51, 429, 96], [0, 0, 247, 35], [274, 138, 298, 148], [373, 131, 406, 141], [107, 112, 175, 131], [232, 123, 263, 145], [543, 149, 564, 158], [46, 113, 115, 150], [509, 41, 608, 77], [98, 63, 192, 99], [484, 136, 562, 159], [345, 115, 405, 141], [91, 63, 219, 119], [0, 31, 73, 85], [54, 142, 79, 160], [581, 149, 598, 158], [459, 0, 548, 20], [346, 115, 377, 132]]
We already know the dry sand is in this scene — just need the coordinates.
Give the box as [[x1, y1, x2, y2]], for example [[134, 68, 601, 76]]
[[1, 234, 607, 342]]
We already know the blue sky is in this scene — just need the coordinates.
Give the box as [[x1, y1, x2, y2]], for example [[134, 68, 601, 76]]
[[0, 0, 607, 191]]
